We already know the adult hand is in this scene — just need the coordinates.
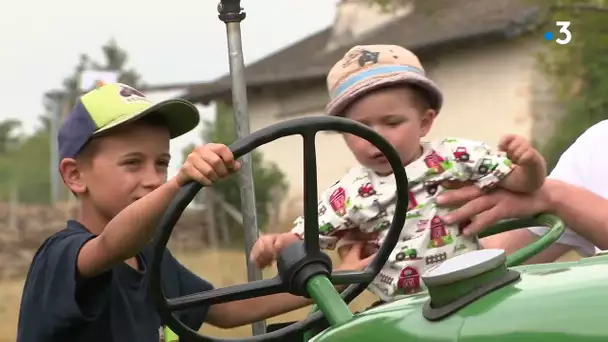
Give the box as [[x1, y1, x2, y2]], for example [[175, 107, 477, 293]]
[[436, 184, 551, 236]]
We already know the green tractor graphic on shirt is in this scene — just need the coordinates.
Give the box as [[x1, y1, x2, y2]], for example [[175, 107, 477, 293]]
[[319, 222, 335, 235], [477, 158, 498, 175], [395, 246, 420, 261]]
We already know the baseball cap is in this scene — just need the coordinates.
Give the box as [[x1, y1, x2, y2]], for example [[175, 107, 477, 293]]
[[58, 83, 200, 161], [325, 45, 443, 116]]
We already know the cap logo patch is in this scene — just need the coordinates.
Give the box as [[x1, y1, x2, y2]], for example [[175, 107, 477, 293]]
[[358, 50, 380, 66], [119, 85, 150, 103], [341, 48, 380, 68]]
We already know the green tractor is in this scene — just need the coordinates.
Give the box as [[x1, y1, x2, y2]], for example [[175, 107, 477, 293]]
[[395, 246, 419, 261]]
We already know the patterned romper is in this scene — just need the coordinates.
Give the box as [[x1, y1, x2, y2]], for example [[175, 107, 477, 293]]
[[291, 138, 514, 302]]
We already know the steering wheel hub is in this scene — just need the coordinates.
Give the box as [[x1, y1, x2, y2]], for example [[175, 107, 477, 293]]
[[276, 241, 333, 298]]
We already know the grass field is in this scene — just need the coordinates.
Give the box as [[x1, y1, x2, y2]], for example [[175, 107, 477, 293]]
[[0, 249, 378, 341]]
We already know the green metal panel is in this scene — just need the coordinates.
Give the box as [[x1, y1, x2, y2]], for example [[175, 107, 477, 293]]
[[310, 254, 608, 342]]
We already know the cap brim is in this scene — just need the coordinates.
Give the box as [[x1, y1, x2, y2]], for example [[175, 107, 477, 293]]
[[93, 98, 200, 138], [326, 72, 443, 116]]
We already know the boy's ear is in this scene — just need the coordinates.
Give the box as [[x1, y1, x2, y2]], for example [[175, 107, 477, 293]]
[[59, 158, 87, 195], [419, 109, 437, 137]]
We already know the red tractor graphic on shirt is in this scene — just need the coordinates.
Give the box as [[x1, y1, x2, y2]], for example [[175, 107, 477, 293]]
[[427, 215, 454, 248], [453, 146, 471, 162], [396, 266, 422, 295], [358, 182, 377, 197]]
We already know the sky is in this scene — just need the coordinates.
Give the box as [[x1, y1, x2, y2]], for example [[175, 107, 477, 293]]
[[1, 0, 338, 177]]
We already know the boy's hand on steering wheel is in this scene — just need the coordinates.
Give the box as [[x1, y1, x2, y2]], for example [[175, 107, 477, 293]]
[[175, 143, 242, 186]]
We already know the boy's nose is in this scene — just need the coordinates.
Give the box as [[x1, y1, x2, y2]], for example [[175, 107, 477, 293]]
[[141, 168, 165, 190]]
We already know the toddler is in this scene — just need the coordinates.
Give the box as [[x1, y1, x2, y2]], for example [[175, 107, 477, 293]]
[[250, 45, 546, 302]]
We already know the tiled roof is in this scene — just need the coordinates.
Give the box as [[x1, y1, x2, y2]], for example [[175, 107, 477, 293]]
[[184, 0, 539, 103]]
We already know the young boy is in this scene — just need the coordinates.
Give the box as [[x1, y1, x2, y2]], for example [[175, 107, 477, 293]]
[[250, 45, 547, 302], [16, 83, 373, 342]]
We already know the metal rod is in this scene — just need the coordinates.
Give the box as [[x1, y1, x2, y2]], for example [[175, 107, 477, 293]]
[[218, 1, 266, 335], [49, 94, 62, 204]]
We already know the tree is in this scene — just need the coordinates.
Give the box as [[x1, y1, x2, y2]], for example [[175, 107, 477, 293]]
[[0, 119, 22, 155], [182, 102, 289, 242], [533, 0, 608, 168], [0, 39, 144, 203]]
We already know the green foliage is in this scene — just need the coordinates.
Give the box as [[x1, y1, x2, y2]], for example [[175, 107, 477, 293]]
[[0, 119, 22, 155], [534, 0, 608, 169], [182, 102, 289, 239], [0, 39, 142, 203]]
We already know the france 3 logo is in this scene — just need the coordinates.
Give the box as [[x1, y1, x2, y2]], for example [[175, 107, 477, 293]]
[[544, 21, 572, 45]]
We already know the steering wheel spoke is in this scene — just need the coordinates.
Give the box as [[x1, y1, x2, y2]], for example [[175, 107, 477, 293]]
[[330, 270, 373, 285], [302, 131, 320, 254], [166, 277, 285, 311]]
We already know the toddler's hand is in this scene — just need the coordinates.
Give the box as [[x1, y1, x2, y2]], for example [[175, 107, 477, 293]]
[[176, 143, 241, 186], [498, 134, 539, 166], [250, 233, 299, 268]]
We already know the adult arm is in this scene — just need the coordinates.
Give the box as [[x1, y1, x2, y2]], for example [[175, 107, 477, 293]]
[[485, 179, 608, 259], [526, 121, 608, 256], [481, 229, 573, 264], [542, 179, 608, 250]]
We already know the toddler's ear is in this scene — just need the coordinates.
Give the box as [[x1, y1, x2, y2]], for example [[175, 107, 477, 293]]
[[419, 109, 437, 137], [59, 158, 87, 194]]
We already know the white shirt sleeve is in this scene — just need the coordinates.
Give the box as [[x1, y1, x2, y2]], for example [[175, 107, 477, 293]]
[[526, 121, 608, 256]]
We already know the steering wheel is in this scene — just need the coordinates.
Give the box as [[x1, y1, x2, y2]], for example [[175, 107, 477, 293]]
[[148, 116, 410, 342]]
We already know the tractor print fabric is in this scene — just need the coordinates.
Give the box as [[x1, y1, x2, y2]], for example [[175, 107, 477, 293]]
[[291, 138, 514, 302]]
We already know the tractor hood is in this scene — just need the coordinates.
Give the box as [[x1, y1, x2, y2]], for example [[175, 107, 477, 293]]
[[311, 253, 608, 342]]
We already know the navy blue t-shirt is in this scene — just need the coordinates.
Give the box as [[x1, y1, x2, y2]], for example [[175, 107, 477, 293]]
[[17, 220, 214, 342]]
